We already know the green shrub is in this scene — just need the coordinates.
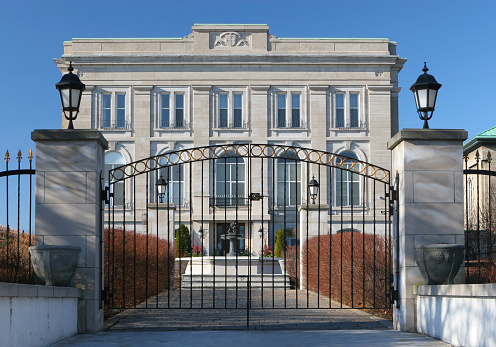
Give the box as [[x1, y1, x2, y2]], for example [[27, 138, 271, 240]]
[[175, 224, 191, 258], [274, 229, 286, 258]]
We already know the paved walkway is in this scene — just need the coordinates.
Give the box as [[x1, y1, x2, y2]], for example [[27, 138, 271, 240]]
[[52, 289, 450, 346]]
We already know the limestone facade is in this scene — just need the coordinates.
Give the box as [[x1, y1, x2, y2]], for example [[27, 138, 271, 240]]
[[55, 24, 406, 255]]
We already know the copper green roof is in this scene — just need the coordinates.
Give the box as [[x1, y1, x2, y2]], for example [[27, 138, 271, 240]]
[[464, 126, 496, 154]]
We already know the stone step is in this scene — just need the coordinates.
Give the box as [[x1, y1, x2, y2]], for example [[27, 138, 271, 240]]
[[181, 274, 291, 288]]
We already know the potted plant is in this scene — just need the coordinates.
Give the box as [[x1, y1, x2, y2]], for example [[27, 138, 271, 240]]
[[414, 244, 465, 285], [29, 245, 81, 287]]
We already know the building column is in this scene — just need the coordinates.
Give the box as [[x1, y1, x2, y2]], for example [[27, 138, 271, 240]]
[[298, 204, 329, 290], [250, 85, 269, 142], [133, 86, 152, 213], [32, 129, 108, 333], [388, 129, 467, 332]]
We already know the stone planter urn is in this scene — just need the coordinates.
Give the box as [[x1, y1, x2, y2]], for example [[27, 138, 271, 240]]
[[29, 245, 81, 287], [414, 244, 465, 285]]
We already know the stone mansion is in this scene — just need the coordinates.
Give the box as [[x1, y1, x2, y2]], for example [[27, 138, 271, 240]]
[[55, 24, 405, 255]]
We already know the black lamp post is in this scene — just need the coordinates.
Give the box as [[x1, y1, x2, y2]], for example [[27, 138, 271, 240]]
[[55, 62, 86, 129], [308, 175, 320, 204], [410, 62, 442, 129], [157, 174, 167, 203]]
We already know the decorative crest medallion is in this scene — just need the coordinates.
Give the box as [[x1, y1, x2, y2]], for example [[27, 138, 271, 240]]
[[214, 32, 249, 47]]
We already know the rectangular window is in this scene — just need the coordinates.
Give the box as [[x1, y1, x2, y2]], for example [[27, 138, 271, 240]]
[[233, 93, 242, 128], [336, 94, 344, 128], [291, 93, 300, 128], [277, 160, 301, 206], [175, 94, 184, 128], [102, 94, 111, 128], [219, 93, 228, 128], [116, 94, 126, 129], [350, 93, 359, 128], [160, 93, 170, 128], [277, 93, 286, 128], [162, 164, 184, 205]]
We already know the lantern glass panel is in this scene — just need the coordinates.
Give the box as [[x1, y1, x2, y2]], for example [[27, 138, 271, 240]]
[[416, 89, 428, 110], [309, 184, 318, 196], [61, 88, 81, 110], [428, 89, 437, 109]]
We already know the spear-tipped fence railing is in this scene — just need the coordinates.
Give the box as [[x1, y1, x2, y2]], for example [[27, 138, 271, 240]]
[[1, 149, 36, 284]]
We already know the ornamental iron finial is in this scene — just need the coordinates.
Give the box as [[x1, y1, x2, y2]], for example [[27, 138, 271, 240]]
[[17, 149, 22, 162], [5, 150, 10, 163], [422, 62, 429, 74], [28, 148, 33, 161]]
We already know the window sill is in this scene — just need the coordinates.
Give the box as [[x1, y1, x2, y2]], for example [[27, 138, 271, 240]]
[[331, 127, 367, 132], [154, 127, 191, 132], [99, 128, 132, 132], [213, 127, 249, 131], [272, 127, 308, 131]]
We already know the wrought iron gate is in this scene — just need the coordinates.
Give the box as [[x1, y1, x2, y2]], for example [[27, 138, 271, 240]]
[[464, 151, 496, 283], [104, 144, 393, 317]]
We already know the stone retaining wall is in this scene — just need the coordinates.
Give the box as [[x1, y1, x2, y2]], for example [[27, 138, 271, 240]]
[[0, 282, 80, 347], [417, 284, 496, 346]]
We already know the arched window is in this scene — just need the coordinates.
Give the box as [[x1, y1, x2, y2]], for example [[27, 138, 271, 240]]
[[104, 152, 125, 206], [215, 156, 245, 206], [335, 151, 361, 207], [277, 154, 301, 207], [159, 154, 184, 206]]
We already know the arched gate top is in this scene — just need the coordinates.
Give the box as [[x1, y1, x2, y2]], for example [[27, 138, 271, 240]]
[[109, 144, 390, 184]]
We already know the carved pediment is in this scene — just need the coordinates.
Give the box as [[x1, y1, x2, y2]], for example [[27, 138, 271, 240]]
[[213, 32, 250, 48]]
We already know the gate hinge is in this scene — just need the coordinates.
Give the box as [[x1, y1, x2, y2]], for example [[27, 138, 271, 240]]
[[101, 186, 112, 205]]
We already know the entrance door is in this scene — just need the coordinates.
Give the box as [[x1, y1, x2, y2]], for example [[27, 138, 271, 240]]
[[216, 223, 245, 255]]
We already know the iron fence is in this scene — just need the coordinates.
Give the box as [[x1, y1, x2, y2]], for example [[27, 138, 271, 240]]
[[464, 151, 496, 283], [0, 149, 35, 284]]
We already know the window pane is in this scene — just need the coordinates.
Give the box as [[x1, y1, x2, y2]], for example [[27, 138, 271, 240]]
[[278, 109, 286, 127], [220, 94, 228, 108], [234, 93, 242, 108], [175, 94, 184, 108], [113, 182, 125, 206], [236, 163, 245, 181], [116, 94, 126, 129], [350, 93, 359, 128], [336, 109, 344, 128], [102, 94, 111, 128], [117, 94, 125, 108], [116, 110, 125, 128], [175, 94, 184, 127], [350, 109, 359, 128], [277, 182, 285, 206], [233, 109, 242, 128], [277, 93, 286, 108], [292, 109, 300, 128], [336, 94, 345, 128], [350, 93, 358, 108], [175, 109, 184, 127], [103, 94, 111, 108], [219, 109, 228, 127], [161, 94, 170, 128]]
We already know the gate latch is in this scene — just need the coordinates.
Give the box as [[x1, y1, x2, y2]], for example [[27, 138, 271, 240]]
[[249, 192, 264, 201]]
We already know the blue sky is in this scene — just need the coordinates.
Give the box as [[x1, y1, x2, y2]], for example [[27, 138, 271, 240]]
[[0, 0, 494, 229]]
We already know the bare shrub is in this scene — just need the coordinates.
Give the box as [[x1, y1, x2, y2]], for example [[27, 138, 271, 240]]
[[285, 232, 392, 319], [0, 228, 34, 284], [104, 229, 175, 316]]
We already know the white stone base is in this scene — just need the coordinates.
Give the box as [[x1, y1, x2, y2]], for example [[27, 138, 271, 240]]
[[180, 256, 290, 288]]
